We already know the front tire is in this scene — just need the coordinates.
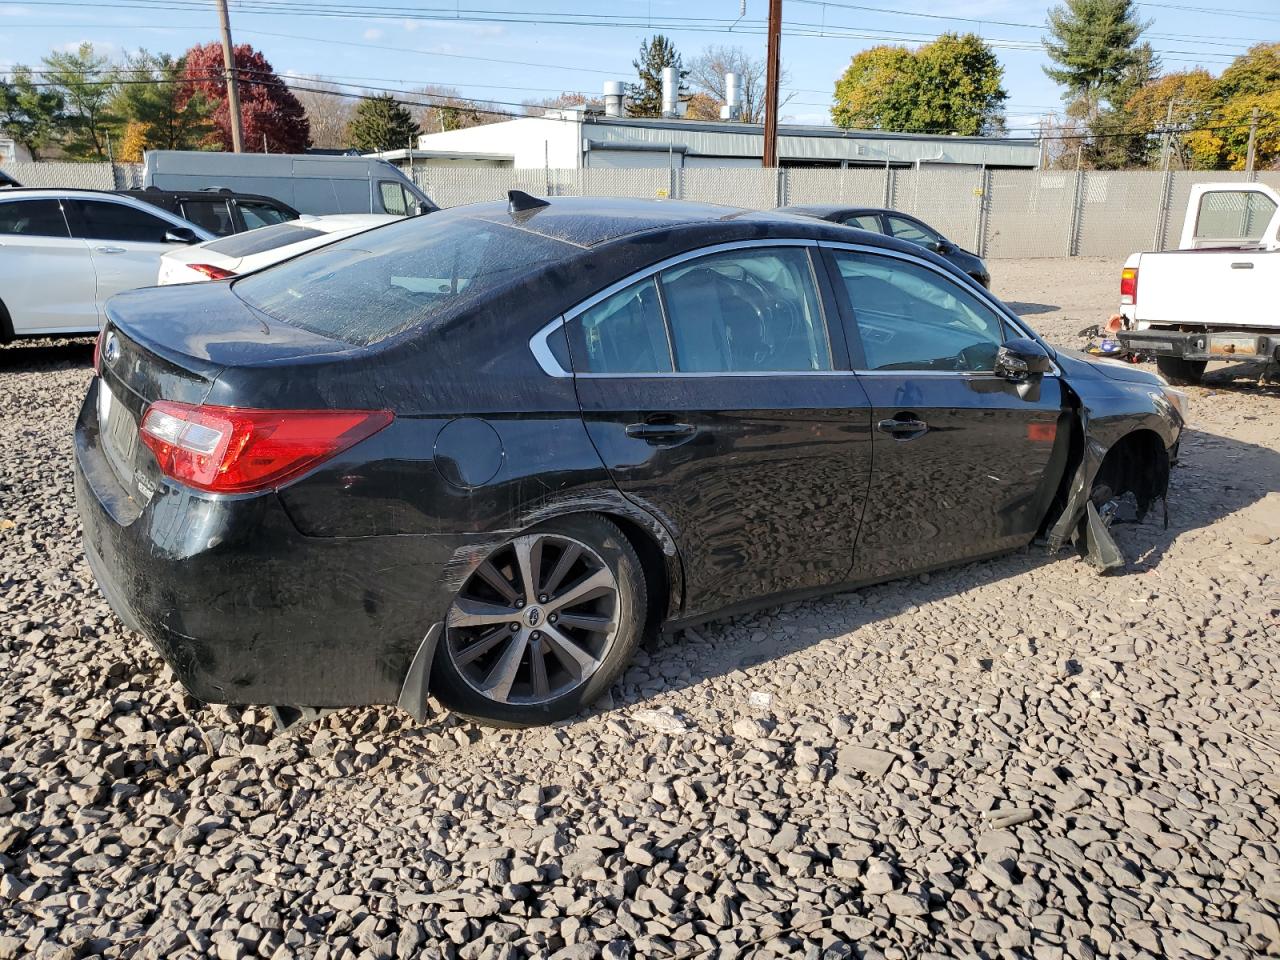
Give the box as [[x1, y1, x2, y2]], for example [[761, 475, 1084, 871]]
[[1156, 355, 1206, 386], [432, 515, 647, 727]]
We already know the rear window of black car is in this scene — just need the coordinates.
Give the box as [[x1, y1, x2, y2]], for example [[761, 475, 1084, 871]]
[[205, 222, 326, 257], [233, 214, 576, 345]]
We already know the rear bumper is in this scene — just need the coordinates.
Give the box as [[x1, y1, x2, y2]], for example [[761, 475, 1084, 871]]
[[73, 380, 474, 708], [1119, 328, 1280, 364]]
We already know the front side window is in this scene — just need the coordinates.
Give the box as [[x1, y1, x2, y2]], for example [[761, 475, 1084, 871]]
[[379, 181, 410, 216], [835, 252, 1007, 372], [74, 200, 174, 243], [885, 214, 942, 248], [0, 199, 69, 238]]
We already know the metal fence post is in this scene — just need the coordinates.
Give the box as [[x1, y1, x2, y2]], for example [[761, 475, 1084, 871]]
[[882, 166, 897, 208], [1067, 169, 1085, 257], [973, 167, 991, 257], [776, 168, 787, 208]]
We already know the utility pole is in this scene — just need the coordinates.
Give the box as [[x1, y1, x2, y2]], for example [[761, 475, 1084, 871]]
[[1159, 99, 1174, 173], [1245, 106, 1260, 175], [761, 0, 782, 167], [216, 0, 244, 153]]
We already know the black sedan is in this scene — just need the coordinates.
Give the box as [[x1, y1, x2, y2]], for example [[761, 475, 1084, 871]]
[[75, 194, 1184, 727], [778, 204, 992, 288]]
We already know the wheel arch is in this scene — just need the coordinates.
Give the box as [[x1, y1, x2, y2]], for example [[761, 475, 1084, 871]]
[[1090, 427, 1171, 520], [0, 296, 13, 344]]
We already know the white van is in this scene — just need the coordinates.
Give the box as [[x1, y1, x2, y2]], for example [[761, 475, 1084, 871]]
[[141, 151, 436, 218]]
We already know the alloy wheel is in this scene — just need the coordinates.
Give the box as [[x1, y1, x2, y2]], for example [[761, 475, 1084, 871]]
[[445, 533, 621, 705]]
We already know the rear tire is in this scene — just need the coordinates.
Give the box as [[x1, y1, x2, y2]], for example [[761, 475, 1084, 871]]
[[0, 299, 13, 345], [432, 514, 646, 727], [1155, 355, 1206, 386]]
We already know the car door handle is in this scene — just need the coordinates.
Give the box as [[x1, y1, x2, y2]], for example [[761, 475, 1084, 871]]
[[1230, 262, 1254, 269], [625, 420, 696, 443], [877, 418, 929, 440], [95, 246, 127, 254]]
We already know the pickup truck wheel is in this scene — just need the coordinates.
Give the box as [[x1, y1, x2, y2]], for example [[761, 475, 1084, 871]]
[[1155, 356, 1206, 386]]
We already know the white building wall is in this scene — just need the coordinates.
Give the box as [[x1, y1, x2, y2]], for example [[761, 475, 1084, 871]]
[[417, 116, 580, 168]]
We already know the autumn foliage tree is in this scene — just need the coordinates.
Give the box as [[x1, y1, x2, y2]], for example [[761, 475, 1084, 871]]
[[178, 42, 309, 152]]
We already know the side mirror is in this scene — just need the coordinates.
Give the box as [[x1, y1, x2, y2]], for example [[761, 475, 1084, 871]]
[[929, 239, 952, 254], [164, 227, 200, 245], [415, 201, 433, 216], [996, 337, 1053, 381]]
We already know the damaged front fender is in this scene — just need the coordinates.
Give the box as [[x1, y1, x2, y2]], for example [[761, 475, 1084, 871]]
[[1044, 370, 1179, 572]]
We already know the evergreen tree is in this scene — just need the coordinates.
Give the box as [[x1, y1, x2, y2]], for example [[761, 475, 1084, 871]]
[[629, 35, 686, 118], [41, 42, 119, 159], [112, 51, 212, 154], [1043, 0, 1149, 119], [0, 66, 66, 160], [346, 94, 420, 152]]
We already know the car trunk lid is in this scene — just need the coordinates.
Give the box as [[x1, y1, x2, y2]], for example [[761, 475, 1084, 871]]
[[96, 282, 358, 499]]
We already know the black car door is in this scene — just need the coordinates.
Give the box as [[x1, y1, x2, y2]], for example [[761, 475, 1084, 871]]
[[823, 244, 1070, 582], [553, 241, 874, 620]]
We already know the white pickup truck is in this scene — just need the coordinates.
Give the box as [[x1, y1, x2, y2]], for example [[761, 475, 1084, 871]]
[[1117, 182, 1279, 385]]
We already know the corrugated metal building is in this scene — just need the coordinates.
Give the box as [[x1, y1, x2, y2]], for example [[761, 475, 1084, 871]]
[[400, 110, 1041, 171]]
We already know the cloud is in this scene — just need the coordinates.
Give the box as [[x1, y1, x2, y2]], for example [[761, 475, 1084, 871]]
[[363, 27, 384, 41]]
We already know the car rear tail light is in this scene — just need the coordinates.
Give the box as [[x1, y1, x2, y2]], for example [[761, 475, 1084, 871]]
[[139, 401, 393, 494], [1120, 267, 1138, 304], [186, 263, 237, 281]]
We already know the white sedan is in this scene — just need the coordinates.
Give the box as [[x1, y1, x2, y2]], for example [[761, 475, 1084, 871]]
[[0, 188, 212, 341], [157, 214, 402, 285]]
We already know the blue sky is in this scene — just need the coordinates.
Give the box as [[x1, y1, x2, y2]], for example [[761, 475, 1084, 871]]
[[1, 0, 1275, 136]]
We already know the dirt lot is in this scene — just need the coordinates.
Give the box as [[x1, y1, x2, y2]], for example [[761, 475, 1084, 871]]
[[1, 258, 1278, 960]]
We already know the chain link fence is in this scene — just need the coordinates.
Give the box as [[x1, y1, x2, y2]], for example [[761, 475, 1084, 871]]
[[6, 160, 1278, 259]]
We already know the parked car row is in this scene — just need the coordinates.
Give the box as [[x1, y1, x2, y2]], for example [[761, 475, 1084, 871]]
[[73, 192, 1184, 729]]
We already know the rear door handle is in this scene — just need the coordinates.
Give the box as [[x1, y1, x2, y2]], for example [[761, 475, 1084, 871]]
[[625, 420, 695, 443], [1231, 262, 1254, 269], [877, 418, 929, 440], [95, 246, 127, 254]]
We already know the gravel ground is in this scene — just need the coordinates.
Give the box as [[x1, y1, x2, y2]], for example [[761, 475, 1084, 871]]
[[1, 257, 1278, 960]]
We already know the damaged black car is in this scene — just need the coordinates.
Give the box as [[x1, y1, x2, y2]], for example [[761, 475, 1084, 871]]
[[74, 195, 1186, 728]]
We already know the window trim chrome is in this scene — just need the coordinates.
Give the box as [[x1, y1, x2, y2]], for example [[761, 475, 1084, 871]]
[[529, 236, 1058, 380]]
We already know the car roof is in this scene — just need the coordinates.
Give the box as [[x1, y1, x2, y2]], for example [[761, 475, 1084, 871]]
[[117, 188, 297, 207], [778, 204, 900, 220], [452, 195, 915, 252]]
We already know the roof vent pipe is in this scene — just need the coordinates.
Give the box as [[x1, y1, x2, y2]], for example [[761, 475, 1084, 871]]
[[661, 66, 679, 118], [603, 80, 625, 118], [720, 71, 740, 121]]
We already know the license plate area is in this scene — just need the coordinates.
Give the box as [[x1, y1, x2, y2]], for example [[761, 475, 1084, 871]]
[[1208, 335, 1260, 357], [99, 379, 140, 490]]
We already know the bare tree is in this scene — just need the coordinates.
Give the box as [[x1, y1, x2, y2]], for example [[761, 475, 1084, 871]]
[[411, 85, 504, 133], [686, 44, 791, 123], [522, 91, 603, 117], [290, 78, 355, 150]]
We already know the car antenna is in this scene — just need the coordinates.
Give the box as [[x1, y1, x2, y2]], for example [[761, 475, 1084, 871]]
[[508, 190, 550, 215]]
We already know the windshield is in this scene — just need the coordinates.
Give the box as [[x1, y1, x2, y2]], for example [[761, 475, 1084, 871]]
[[233, 213, 576, 345]]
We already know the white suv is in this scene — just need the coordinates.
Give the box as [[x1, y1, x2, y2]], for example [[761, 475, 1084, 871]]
[[0, 189, 213, 341]]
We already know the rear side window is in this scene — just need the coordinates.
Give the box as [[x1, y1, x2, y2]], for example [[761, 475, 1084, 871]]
[[379, 181, 409, 216], [239, 201, 293, 229], [181, 199, 235, 236], [0, 199, 69, 237], [563, 247, 832, 375], [234, 214, 575, 346], [204, 222, 325, 257], [75, 200, 174, 243]]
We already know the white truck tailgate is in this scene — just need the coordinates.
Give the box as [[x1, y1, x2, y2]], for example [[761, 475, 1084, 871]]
[[1137, 250, 1278, 331]]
